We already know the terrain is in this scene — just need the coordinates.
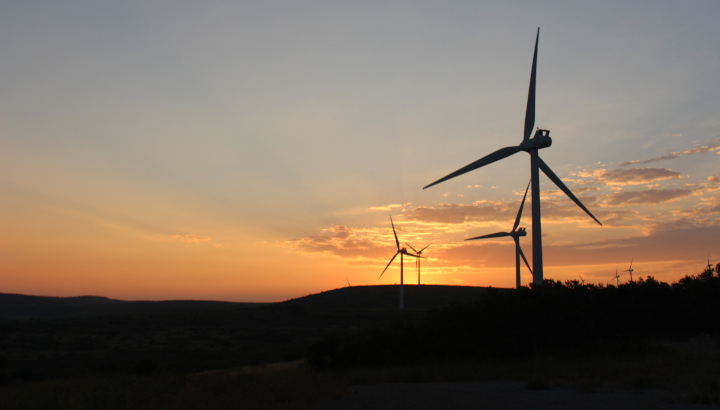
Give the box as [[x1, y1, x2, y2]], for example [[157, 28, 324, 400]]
[[0, 285, 489, 381], [1, 275, 719, 409]]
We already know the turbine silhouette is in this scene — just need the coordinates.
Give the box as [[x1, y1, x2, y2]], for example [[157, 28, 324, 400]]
[[578, 273, 585, 286], [423, 28, 602, 286], [707, 253, 713, 272], [465, 180, 533, 289], [379, 216, 420, 309], [405, 243, 431, 285], [624, 259, 634, 282], [611, 266, 621, 287]]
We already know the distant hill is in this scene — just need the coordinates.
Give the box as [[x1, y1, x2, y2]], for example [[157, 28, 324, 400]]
[[0, 285, 496, 319], [282, 285, 497, 310], [0, 293, 264, 319]]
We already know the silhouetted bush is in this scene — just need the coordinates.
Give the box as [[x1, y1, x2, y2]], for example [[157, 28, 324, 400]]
[[308, 271, 720, 370]]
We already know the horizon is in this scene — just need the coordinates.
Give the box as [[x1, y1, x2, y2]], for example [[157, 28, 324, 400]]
[[2, 2, 719, 302]]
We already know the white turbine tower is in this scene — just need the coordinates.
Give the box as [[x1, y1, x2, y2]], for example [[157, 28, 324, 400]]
[[423, 28, 602, 286], [465, 180, 532, 289], [379, 216, 420, 309]]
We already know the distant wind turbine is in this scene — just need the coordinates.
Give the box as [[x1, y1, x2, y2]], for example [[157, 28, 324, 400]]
[[423, 28, 602, 286], [465, 180, 533, 289], [624, 259, 634, 282], [406, 243, 431, 285], [578, 274, 585, 286], [612, 267, 621, 286], [379, 216, 420, 309], [707, 253, 713, 272]]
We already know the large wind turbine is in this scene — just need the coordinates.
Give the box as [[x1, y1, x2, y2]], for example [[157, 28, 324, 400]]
[[423, 28, 602, 285], [379, 216, 420, 309], [611, 267, 621, 287], [405, 243, 431, 285], [465, 180, 533, 289]]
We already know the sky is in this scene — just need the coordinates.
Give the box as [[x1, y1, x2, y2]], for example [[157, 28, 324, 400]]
[[1, 1, 719, 302]]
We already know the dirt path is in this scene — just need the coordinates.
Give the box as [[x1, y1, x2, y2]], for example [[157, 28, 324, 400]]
[[311, 380, 717, 410]]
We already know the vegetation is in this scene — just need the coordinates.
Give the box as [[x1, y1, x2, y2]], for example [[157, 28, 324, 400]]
[[1, 268, 718, 407], [307, 266, 720, 403]]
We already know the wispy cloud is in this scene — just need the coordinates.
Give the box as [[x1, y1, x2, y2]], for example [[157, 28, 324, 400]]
[[619, 140, 720, 166], [607, 188, 694, 206], [170, 234, 211, 244], [597, 167, 682, 185]]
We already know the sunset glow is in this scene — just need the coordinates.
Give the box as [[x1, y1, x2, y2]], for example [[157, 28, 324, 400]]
[[1, 2, 719, 301]]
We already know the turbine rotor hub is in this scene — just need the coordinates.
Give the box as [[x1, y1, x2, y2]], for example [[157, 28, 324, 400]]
[[520, 129, 552, 151]]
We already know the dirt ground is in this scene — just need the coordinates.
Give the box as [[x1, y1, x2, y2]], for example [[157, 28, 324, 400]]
[[311, 380, 719, 410]]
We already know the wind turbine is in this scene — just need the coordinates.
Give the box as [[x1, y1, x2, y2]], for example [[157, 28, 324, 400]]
[[624, 259, 634, 282], [611, 267, 621, 287], [423, 28, 602, 286], [707, 253, 713, 272], [405, 243, 431, 285], [379, 216, 420, 309], [578, 274, 585, 286], [465, 180, 533, 289]]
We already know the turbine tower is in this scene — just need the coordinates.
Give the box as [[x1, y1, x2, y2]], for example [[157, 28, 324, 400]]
[[423, 28, 602, 286], [379, 216, 419, 309], [465, 180, 533, 289], [406, 243, 431, 285], [624, 259, 634, 282]]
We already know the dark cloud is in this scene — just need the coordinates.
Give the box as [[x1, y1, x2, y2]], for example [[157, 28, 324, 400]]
[[599, 167, 681, 185], [619, 142, 720, 166], [607, 188, 693, 206]]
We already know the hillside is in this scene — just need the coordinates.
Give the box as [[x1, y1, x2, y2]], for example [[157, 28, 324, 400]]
[[282, 284, 495, 310], [0, 293, 265, 319], [0, 285, 492, 382]]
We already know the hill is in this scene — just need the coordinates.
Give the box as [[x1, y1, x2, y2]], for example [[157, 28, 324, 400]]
[[0, 293, 265, 319], [282, 284, 495, 310], [0, 285, 492, 382]]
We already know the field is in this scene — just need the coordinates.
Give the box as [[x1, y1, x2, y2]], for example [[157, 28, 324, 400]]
[[1, 277, 719, 409]]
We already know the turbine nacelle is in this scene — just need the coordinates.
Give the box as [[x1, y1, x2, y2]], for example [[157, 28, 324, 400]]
[[512, 227, 528, 237], [520, 129, 552, 152]]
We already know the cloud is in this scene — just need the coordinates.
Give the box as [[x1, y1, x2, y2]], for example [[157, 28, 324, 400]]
[[618, 141, 720, 166], [170, 234, 211, 244], [278, 225, 389, 260], [402, 202, 517, 225], [607, 188, 694, 206], [597, 167, 682, 186], [368, 204, 406, 211]]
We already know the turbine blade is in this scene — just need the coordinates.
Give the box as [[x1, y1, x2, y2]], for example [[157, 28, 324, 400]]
[[512, 179, 531, 232], [539, 158, 602, 226], [423, 146, 522, 189], [524, 28, 539, 141], [405, 243, 418, 253], [629, 258, 633, 269], [518, 245, 533, 274], [419, 244, 431, 253], [390, 216, 400, 250], [465, 232, 511, 240], [379, 252, 399, 279]]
